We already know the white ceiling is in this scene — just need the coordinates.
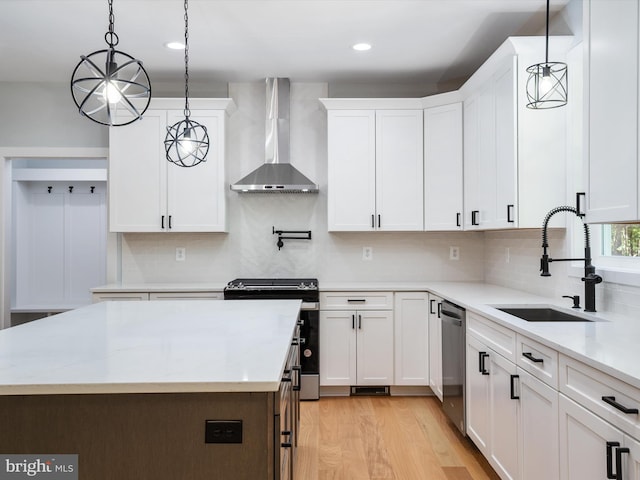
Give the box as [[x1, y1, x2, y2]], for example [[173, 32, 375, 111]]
[[0, 0, 572, 88]]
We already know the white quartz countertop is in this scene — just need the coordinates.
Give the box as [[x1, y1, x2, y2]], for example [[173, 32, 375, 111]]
[[419, 282, 640, 391], [0, 300, 301, 395], [91, 283, 227, 293]]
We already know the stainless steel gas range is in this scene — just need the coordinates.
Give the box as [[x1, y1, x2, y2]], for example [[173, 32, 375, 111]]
[[224, 278, 320, 400]]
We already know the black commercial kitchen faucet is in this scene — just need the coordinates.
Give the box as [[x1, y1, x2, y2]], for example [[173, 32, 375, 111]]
[[540, 205, 602, 312]]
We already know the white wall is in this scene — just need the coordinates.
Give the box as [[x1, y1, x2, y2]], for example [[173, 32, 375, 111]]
[[119, 82, 486, 284]]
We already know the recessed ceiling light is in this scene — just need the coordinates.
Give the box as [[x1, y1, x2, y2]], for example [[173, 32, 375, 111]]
[[352, 43, 372, 52], [165, 41, 185, 50]]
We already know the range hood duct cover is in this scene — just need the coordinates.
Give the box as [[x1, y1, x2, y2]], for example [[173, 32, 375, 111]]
[[231, 78, 319, 193]]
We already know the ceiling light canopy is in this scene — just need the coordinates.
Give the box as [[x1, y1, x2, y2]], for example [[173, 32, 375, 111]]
[[164, 0, 209, 167], [525, 0, 567, 109], [70, 0, 151, 126]]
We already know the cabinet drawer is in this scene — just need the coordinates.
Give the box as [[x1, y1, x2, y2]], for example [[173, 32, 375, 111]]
[[516, 334, 558, 389], [149, 292, 223, 300], [320, 292, 393, 310], [560, 354, 640, 439], [92, 292, 150, 302], [467, 312, 516, 362]]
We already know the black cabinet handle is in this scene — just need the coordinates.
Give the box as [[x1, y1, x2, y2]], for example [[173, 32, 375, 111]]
[[478, 351, 489, 375], [507, 204, 515, 223], [471, 210, 479, 226], [281, 431, 292, 448], [510, 374, 520, 399], [522, 352, 544, 363], [437, 302, 442, 319], [371, 214, 375, 228], [352, 314, 355, 330], [617, 447, 630, 480], [358, 314, 362, 329], [168, 215, 172, 229], [347, 299, 366, 303], [429, 299, 436, 315], [607, 441, 621, 480], [377, 214, 381, 228], [456, 212, 461, 227], [576, 192, 586, 217], [602, 396, 639, 414], [292, 366, 301, 391], [161, 215, 165, 229]]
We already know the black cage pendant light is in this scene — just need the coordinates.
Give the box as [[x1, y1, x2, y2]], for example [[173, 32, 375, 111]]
[[525, 0, 568, 109], [70, 0, 151, 126], [165, 0, 209, 167]]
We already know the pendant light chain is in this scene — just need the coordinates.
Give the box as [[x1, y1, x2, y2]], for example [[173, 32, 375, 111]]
[[544, 0, 549, 65], [183, 0, 190, 120]]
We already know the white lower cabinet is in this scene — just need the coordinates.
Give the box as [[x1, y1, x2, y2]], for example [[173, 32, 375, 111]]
[[467, 316, 559, 480], [319, 309, 394, 386], [394, 292, 429, 386], [466, 333, 518, 480], [558, 394, 640, 480], [428, 294, 443, 400], [518, 368, 559, 480]]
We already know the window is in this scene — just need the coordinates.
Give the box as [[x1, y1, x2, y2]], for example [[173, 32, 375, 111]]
[[601, 224, 640, 257]]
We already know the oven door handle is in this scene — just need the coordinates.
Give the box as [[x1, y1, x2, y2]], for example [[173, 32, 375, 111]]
[[301, 302, 319, 311]]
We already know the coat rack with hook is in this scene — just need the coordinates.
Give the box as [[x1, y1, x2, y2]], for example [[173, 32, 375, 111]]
[[272, 226, 312, 250]]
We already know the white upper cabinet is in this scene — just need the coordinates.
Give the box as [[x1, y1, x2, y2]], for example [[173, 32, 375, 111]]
[[109, 98, 235, 233], [423, 96, 463, 231], [584, 0, 639, 223], [322, 99, 424, 232], [460, 37, 572, 230]]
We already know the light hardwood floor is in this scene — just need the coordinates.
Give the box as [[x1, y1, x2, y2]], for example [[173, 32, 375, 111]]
[[294, 396, 500, 480]]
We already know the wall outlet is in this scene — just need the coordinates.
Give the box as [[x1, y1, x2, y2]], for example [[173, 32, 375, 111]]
[[175, 247, 186, 261], [449, 246, 460, 261], [362, 246, 373, 261]]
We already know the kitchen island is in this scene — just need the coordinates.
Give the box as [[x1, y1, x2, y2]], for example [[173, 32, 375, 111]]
[[0, 300, 301, 480]]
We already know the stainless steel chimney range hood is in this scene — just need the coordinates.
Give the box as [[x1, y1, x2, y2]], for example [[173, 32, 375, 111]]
[[231, 78, 319, 193]]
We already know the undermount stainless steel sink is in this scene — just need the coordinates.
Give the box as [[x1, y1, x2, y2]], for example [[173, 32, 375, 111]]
[[496, 307, 593, 322]]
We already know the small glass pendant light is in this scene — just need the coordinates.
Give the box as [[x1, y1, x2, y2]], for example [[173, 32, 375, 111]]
[[165, 0, 209, 168], [526, 0, 567, 109], [70, 0, 151, 126]]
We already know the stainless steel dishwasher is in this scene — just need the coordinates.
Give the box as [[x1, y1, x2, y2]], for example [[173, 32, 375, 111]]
[[441, 300, 466, 435]]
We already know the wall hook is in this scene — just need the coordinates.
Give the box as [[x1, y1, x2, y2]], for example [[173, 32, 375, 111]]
[[47, 186, 52, 194], [90, 186, 95, 193], [68, 186, 73, 193], [272, 226, 312, 250]]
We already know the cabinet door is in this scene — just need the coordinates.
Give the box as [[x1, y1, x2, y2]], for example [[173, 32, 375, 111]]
[[464, 85, 495, 230], [327, 110, 376, 231], [166, 110, 227, 232], [586, 0, 639, 222], [356, 310, 394, 385], [519, 368, 559, 480], [109, 109, 167, 232], [493, 57, 517, 229], [394, 292, 429, 386], [559, 394, 623, 480], [488, 350, 519, 480], [319, 311, 357, 385], [375, 110, 424, 231], [428, 295, 443, 401], [424, 103, 463, 231], [466, 335, 491, 453]]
